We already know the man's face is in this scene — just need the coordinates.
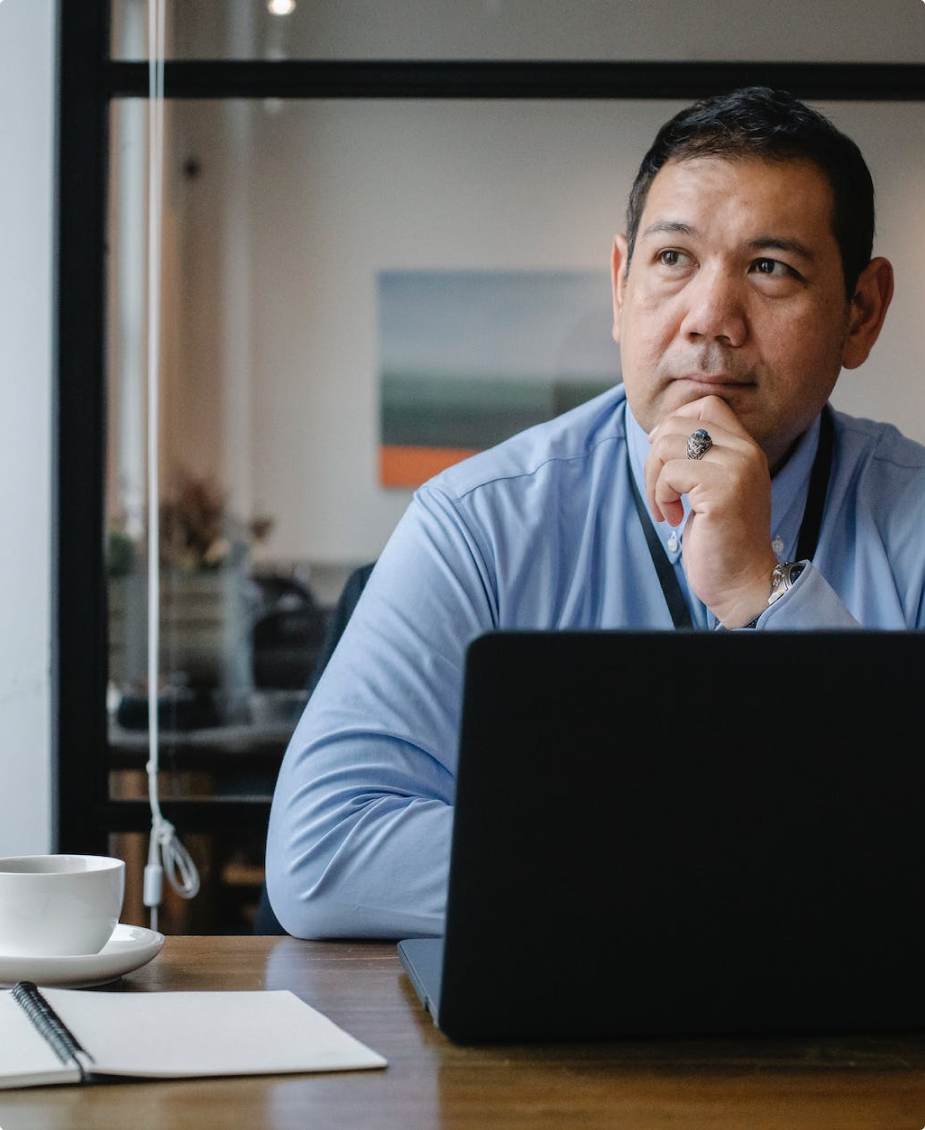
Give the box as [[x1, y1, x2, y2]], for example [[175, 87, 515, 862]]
[[612, 156, 856, 471]]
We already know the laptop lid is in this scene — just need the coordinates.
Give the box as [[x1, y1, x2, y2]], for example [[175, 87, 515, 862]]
[[401, 629, 925, 1044]]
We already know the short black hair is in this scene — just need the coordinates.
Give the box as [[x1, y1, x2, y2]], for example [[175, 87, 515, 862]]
[[625, 86, 875, 298]]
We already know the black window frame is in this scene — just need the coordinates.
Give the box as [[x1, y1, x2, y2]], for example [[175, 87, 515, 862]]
[[55, 0, 925, 857]]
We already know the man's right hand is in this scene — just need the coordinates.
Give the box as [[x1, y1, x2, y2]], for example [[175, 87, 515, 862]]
[[644, 394, 780, 628]]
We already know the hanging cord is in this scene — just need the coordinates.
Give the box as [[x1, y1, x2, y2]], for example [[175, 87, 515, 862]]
[[144, 0, 199, 931]]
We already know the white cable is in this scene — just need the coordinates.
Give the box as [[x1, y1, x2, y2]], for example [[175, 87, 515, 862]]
[[144, 0, 199, 931]]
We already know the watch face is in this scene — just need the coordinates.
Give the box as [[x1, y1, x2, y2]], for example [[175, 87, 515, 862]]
[[770, 562, 804, 605]]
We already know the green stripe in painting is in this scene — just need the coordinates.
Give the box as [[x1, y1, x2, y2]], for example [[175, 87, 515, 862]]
[[381, 371, 613, 449]]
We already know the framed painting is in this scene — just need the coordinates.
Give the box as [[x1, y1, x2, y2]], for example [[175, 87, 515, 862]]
[[378, 268, 619, 488]]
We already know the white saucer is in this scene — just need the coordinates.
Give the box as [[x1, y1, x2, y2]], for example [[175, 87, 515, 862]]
[[0, 924, 165, 989]]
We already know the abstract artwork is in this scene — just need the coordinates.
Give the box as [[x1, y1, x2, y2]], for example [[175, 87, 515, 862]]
[[378, 269, 619, 488]]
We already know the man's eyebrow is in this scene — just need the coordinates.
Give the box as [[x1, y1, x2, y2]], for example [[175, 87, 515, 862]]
[[748, 236, 816, 261], [640, 220, 696, 239]]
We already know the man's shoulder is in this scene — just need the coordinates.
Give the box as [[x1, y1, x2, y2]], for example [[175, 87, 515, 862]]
[[420, 384, 628, 501], [832, 406, 925, 473]]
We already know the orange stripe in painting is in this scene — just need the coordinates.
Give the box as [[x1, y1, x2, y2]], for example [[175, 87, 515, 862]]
[[380, 445, 480, 488]]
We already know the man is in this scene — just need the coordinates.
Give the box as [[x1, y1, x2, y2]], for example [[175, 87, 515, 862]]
[[266, 86, 921, 940]]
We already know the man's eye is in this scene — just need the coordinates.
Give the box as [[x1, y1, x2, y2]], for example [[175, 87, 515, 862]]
[[657, 249, 684, 267], [753, 258, 789, 276]]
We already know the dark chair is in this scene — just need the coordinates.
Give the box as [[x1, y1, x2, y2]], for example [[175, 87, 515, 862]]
[[250, 574, 331, 690], [253, 562, 376, 935]]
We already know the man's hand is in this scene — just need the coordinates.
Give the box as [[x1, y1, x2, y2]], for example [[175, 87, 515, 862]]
[[644, 395, 779, 627]]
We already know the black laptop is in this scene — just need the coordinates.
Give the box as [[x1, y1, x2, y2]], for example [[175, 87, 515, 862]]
[[398, 629, 925, 1043]]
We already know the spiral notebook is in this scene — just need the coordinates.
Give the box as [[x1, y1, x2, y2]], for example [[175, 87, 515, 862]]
[[0, 980, 386, 1089]]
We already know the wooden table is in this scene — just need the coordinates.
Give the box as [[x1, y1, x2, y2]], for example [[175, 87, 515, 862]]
[[1, 936, 924, 1129]]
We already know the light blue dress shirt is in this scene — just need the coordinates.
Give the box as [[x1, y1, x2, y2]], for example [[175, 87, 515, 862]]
[[266, 385, 925, 939]]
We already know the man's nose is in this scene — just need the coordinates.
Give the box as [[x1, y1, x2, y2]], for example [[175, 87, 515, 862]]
[[679, 266, 747, 347]]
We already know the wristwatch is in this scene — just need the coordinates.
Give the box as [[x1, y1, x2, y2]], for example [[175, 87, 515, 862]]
[[768, 561, 805, 606]]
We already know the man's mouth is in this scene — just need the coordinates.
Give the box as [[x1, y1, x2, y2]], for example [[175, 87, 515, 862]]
[[673, 374, 754, 388]]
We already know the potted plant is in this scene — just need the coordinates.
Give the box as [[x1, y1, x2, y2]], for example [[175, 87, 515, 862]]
[[108, 473, 272, 728]]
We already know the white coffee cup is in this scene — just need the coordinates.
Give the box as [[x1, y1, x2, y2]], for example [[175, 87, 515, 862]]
[[0, 854, 125, 957]]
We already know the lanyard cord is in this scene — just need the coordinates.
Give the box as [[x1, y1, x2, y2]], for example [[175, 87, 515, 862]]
[[794, 404, 834, 563], [627, 455, 694, 629], [626, 404, 834, 630]]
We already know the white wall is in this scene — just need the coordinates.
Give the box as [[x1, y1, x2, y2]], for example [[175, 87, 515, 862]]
[[0, 0, 55, 854]]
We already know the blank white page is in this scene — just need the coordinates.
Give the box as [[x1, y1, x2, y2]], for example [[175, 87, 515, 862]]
[[41, 989, 386, 1079]]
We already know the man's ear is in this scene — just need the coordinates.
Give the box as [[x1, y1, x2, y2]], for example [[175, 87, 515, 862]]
[[842, 256, 894, 370], [611, 234, 630, 344]]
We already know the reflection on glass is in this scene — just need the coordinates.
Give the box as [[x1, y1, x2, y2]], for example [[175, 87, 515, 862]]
[[111, 0, 307, 63], [110, 0, 624, 63], [104, 95, 651, 812], [105, 98, 362, 812]]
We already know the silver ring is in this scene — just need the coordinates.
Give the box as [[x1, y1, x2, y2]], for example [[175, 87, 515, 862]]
[[686, 428, 713, 460]]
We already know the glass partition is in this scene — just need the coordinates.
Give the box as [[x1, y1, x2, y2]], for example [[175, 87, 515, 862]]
[[69, 0, 924, 932], [109, 0, 925, 62], [104, 93, 654, 836], [105, 94, 925, 803]]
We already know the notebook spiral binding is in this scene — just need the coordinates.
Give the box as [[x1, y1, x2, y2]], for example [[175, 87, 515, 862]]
[[11, 981, 92, 1080]]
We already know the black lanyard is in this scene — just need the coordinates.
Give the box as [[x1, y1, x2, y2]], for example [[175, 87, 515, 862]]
[[626, 405, 834, 629]]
